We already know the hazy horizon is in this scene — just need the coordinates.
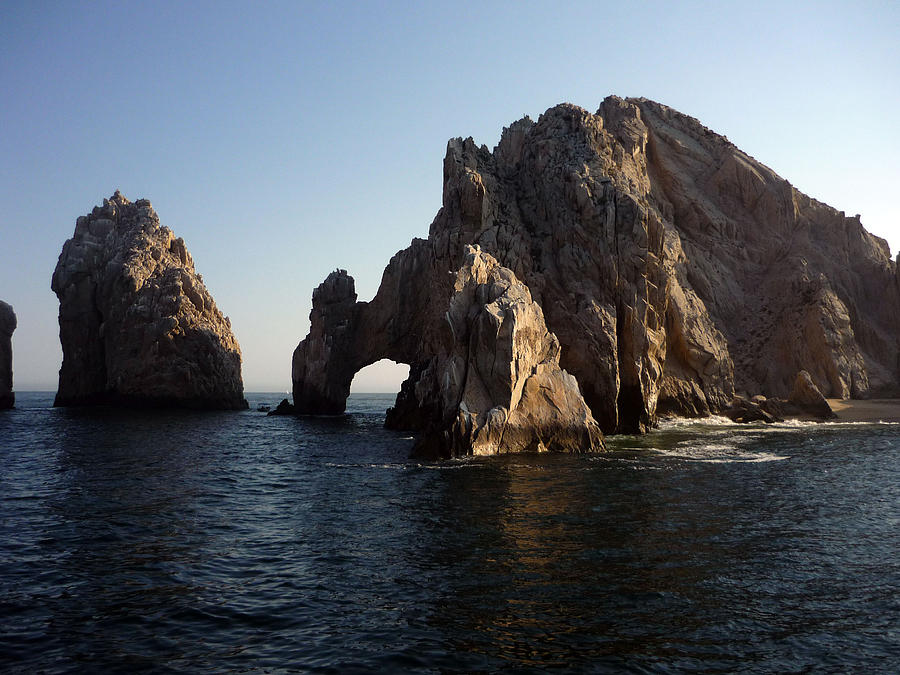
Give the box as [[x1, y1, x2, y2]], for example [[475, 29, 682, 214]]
[[2, 1, 897, 393]]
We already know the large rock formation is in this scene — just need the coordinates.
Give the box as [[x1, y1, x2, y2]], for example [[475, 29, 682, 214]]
[[0, 300, 15, 409], [52, 191, 247, 409], [294, 247, 603, 458], [292, 96, 900, 442], [417, 247, 603, 456]]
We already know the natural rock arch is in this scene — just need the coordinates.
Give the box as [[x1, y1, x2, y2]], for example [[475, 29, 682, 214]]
[[292, 238, 446, 417], [293, 247, 604, 457]]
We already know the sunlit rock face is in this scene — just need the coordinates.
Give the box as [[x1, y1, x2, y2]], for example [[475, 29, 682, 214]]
[[293, 96, 900, 441], [293, 247, 603, 458], [0, 300, 15, 409], [400, 246, 604, 457], [52, 191, 247, 409]]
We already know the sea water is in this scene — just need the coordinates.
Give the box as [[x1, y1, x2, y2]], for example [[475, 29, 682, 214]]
[[1, 392, 899, 673]]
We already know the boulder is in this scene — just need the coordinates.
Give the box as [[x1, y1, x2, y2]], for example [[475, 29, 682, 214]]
[[52, 191, 247, 409], [0, 300, 15, 409], [789, 370, 836, 419], [724, 395, 779, 424]]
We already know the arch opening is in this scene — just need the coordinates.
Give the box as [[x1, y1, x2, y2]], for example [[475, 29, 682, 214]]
[[349, 359, 410, 395]]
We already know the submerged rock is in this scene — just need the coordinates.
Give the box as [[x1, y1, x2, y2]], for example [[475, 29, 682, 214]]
[[52, 191, 247, 409], [0, 300, 15, 409], [292, 96, 900, 443]]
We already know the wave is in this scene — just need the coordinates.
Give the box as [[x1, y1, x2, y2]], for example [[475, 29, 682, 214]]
[[649, 443, 790, 463], [657, 415, 900, 432]]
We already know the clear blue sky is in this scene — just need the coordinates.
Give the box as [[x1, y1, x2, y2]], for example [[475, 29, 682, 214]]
[[1, 0, 897, 392]]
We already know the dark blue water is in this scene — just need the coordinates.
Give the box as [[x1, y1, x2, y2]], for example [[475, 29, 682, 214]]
[[2, 392, 899, 673]]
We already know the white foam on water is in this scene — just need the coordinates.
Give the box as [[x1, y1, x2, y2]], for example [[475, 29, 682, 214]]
[[324, 459, 484, 471], [658, 415, 900, 432], [588, 456, 667, 470], [656, 415, 736, 430], [651, 444, 790, 463], [647, 432, 791, 463]]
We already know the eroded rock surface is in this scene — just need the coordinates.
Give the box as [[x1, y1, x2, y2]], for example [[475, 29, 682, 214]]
[[789, 370, 835, 419], [409, 246, 602, 457], [293, 96, 900, 441], [0, 300, 15, 409], [52, 191, 247, 409]]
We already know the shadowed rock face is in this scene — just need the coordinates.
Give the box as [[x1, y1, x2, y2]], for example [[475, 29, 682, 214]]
[[293, 96, 900, 438], [52, 191, 247, 409], [0, 300, 15, 409]]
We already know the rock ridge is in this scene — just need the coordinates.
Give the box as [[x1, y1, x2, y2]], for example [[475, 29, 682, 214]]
[[52, 191, 247, 409]]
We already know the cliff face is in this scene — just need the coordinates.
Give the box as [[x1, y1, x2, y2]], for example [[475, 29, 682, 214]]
[[293, 96, 900, 440], [0, 300, 15, 409], [52, 191, 247, 409]]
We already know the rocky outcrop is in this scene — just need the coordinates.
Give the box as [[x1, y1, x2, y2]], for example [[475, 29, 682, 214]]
[[52, 191, 247, 409], [723, 396, 779, 424], [267, 398, 296, 416], [292, 96, 900, 441], [0, 301, 15, 409], [789, 370, 835, 419], [404, 246, 602, 457]]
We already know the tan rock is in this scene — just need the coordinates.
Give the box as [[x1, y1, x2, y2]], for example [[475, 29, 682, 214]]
[[410, 246, 603, 457], [789, 370, 836, 419], [293, 247, 603, 458], [52, 191, 247, 409]]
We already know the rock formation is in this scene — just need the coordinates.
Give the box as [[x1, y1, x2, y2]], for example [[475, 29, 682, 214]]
[[0, 300, 15, 409], [788, 370, 835, 419], [415, 246, 603, 456], [52, 191, 247, 409], [292, 96, 900, 444]]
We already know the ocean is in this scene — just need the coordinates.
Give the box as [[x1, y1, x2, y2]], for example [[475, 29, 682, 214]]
[[1, 392, 899, 673]]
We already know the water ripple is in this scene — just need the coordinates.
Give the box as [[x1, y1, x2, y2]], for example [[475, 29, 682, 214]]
[[1, 393, 899, 672]]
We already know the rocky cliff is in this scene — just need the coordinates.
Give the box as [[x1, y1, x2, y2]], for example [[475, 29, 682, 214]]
[[0, 300, 15, 409], [52, 191, 247, 409], [293, 96, 900, 443]]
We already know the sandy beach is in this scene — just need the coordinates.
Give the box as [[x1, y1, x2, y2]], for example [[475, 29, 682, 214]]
[[826, 399, 900, 423]]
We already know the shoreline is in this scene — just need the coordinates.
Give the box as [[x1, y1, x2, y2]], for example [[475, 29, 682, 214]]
[[824, 398, 900, 423]]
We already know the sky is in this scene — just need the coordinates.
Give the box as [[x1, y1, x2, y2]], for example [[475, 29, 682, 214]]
[[1, 0, 898, 393]]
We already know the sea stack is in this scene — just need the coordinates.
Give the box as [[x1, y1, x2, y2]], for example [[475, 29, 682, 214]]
[[292, 95, 900, 448], [52, 191, 247, 409], [0, 300, 16, 409]]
